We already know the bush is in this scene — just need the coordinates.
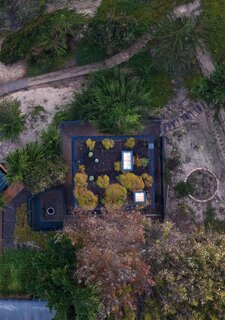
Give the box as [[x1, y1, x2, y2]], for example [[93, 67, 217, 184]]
[[102, 139, 115, 150], [40, 125, 61, 156], [141, 173, 153, 187], [74, 172, 87, 190], [69, 68, 153, 134], [76, 15, 143, 64], [151, 15, 206, 74], [105, 184, 127, 209], [86, 139, 96, 151], [96, 175, 110, 189], [114, 161, 122, 172], [118, 172, 144, 192], [124, 138, 135, 149], [78, 164, 86, 173], [0, 99, 25, 140], [134, 155, 149, 168], [174, 180, 192, 198], [5, 138, 68, 194], [0, 9, 86, 73], [76, 190, 98, 210], [192, 64, 225, 117]]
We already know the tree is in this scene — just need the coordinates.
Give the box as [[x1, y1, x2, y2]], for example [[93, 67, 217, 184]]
[[65, 210, 153, 317], [69, 68, 153, 134], [28, 235, 101, 320], [0, 99, 25, 140], [144, 222, 225, 320], [193, 63, 225, 118]]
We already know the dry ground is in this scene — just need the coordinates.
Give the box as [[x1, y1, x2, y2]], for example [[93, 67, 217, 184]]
[[166, 112, 225, 228], [0, 78, 86, 162]]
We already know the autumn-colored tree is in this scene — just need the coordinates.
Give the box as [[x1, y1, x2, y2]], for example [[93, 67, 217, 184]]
[[144, 222, 225, 320], [65, 210, 154, 318]]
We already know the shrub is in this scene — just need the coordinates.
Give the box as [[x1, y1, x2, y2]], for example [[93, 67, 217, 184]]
[[76, 15, 143, 64], [141, 173, 153, 187], [76, 190, 98, 210], [4, 133, 67, 193], [40, 125, 60, 156], [102, 139, 115, 150], [86, 139, 96, 151], [192, 64, 225, 117], [118, 173, 144, 192], [151, 15, 206, 74], [174, 180, 192, 198], [0, 99, 25, 140], [0, 9, 86, 73], [134, 155, 143, 168], [74, 172, 87, 189], [124, 138, 135, 149], [105, 184, 127, 209], [69, 68, 152, 134], [96, 175, 110, 189], [78, 164, 86, 173], [114, 161, 122, 172]]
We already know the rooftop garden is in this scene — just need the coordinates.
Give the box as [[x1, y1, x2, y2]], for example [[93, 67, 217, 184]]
[[73, 136, 154, 211]]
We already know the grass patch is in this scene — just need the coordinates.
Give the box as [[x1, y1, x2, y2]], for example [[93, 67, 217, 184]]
[[97, 0, 186, 29], [127, 50, 173, 108], [0, 249, 35, 295], [204, 206, 225, 233], [202, 0, 225, 64], [15, 204, 56, 248]]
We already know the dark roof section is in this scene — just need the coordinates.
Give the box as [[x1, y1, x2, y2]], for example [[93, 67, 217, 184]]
[[28, 186, 66, 231]]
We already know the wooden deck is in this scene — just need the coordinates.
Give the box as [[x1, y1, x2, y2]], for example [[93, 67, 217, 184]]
[[3, 183, 25, 205]]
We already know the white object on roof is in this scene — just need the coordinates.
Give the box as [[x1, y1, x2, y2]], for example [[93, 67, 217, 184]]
[[134, 191, 146, 204], [122, 151, 133, 171]]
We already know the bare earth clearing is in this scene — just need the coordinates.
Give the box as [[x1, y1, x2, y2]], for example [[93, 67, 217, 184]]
[[0, 78, 86, 162]]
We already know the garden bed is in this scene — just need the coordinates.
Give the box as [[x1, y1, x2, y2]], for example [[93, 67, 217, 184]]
[[72, 136, 156, 213]]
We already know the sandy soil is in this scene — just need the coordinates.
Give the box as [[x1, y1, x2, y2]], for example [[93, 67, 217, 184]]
[[47, 0, 102, 16], [166, 112, 225, 229], [0, 77, 86, 162]]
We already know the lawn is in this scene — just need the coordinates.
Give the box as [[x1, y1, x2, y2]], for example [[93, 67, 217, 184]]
[[0, 249, 35, 296], [73, 136, 155, 212]]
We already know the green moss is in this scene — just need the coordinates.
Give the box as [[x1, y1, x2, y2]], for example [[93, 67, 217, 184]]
[[15, 204, 55, 248]]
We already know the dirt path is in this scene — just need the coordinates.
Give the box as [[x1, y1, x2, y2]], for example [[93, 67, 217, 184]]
[[0, 1, 201, 97]]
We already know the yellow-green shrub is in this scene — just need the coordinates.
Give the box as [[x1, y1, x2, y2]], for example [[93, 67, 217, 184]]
[[105, 183, 127, 209], [78, 164, 86, 173], [96, 175, 110, 188], [74, 172, 87, 188], [102, 139, 114, 150], [124, 137, 135, 149], [114, 161, 121, 172], [86, 138, 96, 150], [118, 172, 144, 192], [134, 155, 143, 167], [142, 173, 153, 187], [76, 190, 98, 210]]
